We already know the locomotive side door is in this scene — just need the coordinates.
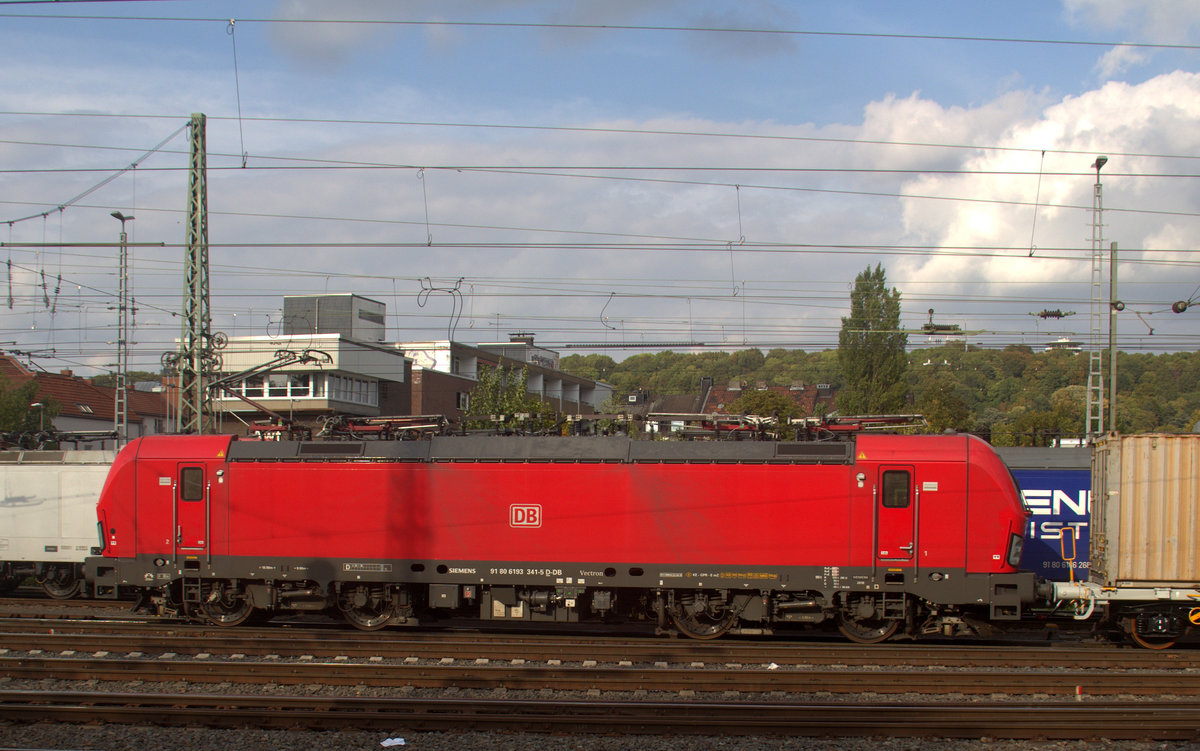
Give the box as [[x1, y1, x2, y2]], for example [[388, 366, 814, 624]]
[[875, 465, 916, 565], [174, 464, 208, 555]]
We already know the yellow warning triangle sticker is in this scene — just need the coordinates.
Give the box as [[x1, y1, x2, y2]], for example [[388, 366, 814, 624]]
[[856, 451, 867, 460], [217, 450, 225, 458]]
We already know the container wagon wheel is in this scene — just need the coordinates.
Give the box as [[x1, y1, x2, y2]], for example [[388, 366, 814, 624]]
[[1125, 615, 1177, 650], [39, 565, 83, 600], [339, 584, 398, 631], [669, 591, 738, 640], [198, 580, 255, 626]]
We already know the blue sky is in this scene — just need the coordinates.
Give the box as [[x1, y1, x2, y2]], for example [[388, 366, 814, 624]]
[[1, 1, 1199, 376]]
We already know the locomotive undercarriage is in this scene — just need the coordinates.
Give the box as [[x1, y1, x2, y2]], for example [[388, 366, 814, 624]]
[[89, 552, 1032, 642], [81, 568, 1001, 645], [119, 576, 999, 645]]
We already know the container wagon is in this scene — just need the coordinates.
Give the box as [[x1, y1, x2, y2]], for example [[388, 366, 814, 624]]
[[1045, 434, 1200, 648], [0, 449, 114, 597]]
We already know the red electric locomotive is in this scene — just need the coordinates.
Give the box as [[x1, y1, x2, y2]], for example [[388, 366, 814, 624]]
[[85, 432, 1033, 641]]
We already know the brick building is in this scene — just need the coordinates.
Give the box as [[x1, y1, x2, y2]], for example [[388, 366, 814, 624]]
[[0, 355, 168, 448]]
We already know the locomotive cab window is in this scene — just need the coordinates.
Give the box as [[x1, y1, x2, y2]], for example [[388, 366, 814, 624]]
[[180, 467, 204, 501], [881, 470, 911, 508]]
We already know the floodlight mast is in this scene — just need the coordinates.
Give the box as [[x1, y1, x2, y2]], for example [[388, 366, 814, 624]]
[[111, 210, 133, 445], [1085, 156, 1107, 439]]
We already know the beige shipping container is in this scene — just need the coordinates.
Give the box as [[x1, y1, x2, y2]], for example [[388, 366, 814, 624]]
[[1090, 434, 1200, 587]]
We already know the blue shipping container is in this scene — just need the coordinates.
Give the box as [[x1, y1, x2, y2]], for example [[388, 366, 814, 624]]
[[996, 448, 1091, 582]]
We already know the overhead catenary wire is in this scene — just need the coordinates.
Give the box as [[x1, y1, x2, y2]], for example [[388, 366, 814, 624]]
[[6, 112, 1200, 163], [5, 239, 1197, 263], [6, 162, 1199, 178], [5, 165, 1198, 227], [2, 122, 188, 227], [2, 11, 1198, 52]]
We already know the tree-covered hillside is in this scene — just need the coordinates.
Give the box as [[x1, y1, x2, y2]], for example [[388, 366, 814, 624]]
[[561, 345, 1200, 443]]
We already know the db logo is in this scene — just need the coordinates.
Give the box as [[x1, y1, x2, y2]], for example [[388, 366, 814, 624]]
[[510, 504, 542, 528]]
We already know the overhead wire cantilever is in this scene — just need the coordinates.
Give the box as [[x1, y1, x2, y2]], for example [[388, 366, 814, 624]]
[[600, 292, 616, 330], [227, 19, 249, 168], [417, 276, 464, 340]]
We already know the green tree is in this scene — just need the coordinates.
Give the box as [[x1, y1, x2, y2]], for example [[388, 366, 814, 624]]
[[836, 264, 908, 415], [914, 371, 969, 433], [0, 374, 58, 435], [466, 366, 553, 430], [729, 389, 804, 423], [558, 337, 1200, 438], [90, 370, 162, 389]]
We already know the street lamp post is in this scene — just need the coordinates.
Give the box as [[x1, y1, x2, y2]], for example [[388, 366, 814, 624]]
[[111, 211, 134, 445]]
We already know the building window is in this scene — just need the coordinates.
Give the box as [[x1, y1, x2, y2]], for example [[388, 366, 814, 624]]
[[241, 376, 264, 397], [456, 392, 470, 410], [289, 374, 311, 397], [227, 373, 316, 400], [328, 374, 379, 407], [268, 374, 289, 397]]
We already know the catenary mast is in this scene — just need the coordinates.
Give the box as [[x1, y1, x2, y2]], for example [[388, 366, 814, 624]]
[[174, 113, 214, 434]]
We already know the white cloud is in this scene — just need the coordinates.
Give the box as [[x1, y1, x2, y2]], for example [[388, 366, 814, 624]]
[[1094, 44, 1147, 77], [1064, 0, 1200, 43], [1063, 1, 1200, 81], [893, 71, 1200, 337], [268, 0, 411, 66]]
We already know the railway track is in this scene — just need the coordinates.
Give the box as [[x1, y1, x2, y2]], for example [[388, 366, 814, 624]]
[[2, 652, 1196, 695], [4, 617, 1199, 740], [2, 690, 1199, 739], [1, 618, 1194, 671]]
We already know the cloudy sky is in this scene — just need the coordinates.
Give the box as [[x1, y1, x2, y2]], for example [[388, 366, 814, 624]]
[[1, 0, 1198, 376]]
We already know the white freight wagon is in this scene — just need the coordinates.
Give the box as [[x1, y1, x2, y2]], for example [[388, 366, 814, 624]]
[[0, 449, 114, 597]]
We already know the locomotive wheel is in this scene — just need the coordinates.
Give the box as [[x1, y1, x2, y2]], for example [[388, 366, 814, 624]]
[[340, 584, 397, 631], [836, 613, 901, 644], [39, 566, 83, 600], [669, 594, 738, 640], [199, 580, 255, 626]]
